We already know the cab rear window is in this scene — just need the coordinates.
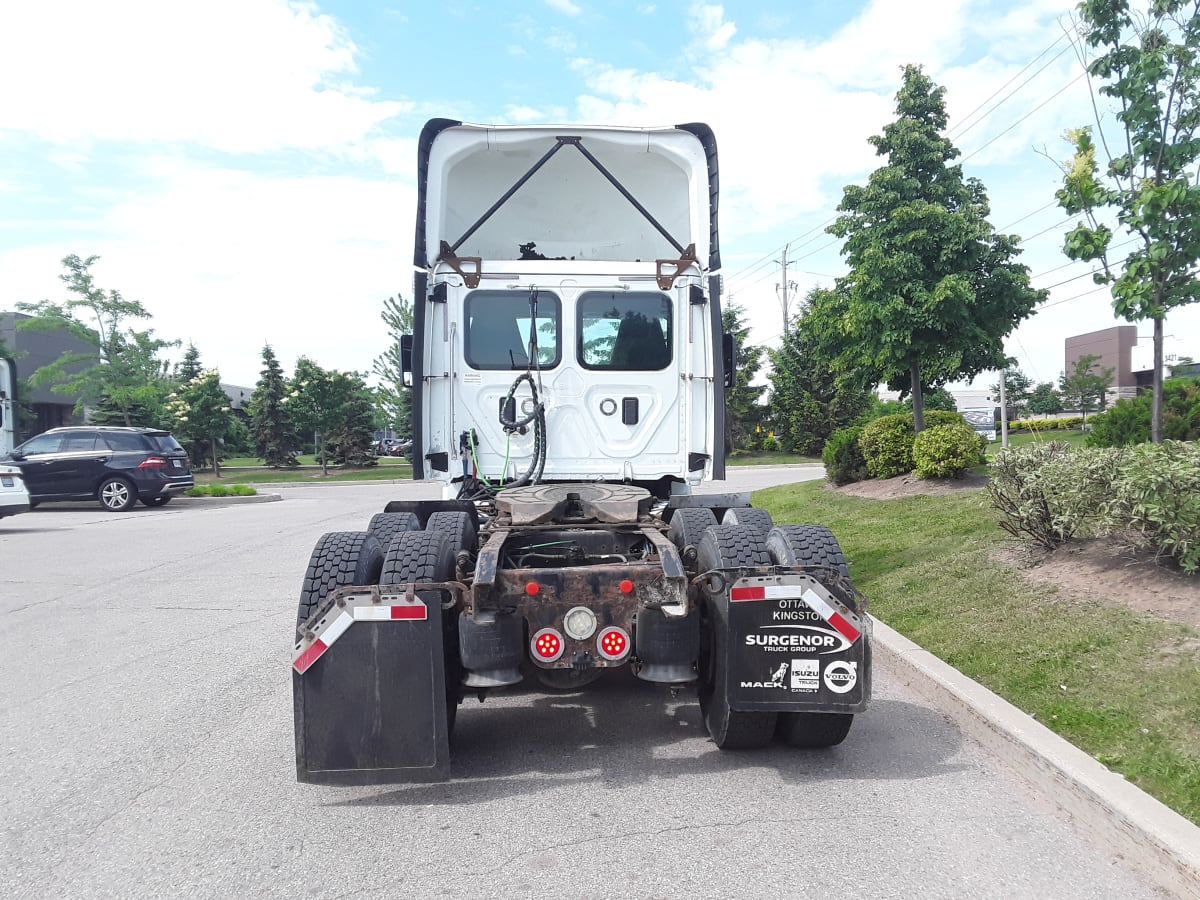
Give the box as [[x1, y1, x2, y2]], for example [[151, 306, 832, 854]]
[[578, 292, 672, 371], [464, 291, 561, 370]]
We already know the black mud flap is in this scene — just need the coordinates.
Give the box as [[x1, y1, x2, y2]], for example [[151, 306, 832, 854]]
[[293, 589, 450, 784], [722, 574, 871, 714]]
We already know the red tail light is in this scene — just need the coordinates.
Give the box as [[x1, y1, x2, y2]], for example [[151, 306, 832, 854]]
[[597, 626, 630, 661], [138, 456, 167, 469], [530, 628, 564, 663]]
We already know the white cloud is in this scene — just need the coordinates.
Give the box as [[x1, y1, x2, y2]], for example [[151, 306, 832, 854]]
[[545, 0, 582, 15], [691, 4, 737, 52], [0, 169, 418, 385], [0, 0, 405, 153]]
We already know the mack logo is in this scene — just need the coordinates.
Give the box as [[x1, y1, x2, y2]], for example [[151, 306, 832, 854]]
[[745, 625, 852, 655]]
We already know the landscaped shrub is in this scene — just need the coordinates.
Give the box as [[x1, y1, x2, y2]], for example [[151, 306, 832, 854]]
[[184, 483, 258, 497], [860, 414, 914, 478], [1008, 416, 1084, 432], [822, 426, 869, 484], [1108, 441, 1200, 573], [859, 410, 967, 479], [986, 442, 1121, 549], [1088, 377, 1200, 447], [912, 423, 985, 478]]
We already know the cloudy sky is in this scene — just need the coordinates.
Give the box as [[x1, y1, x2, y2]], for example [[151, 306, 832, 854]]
[[1, 0, 1193, 390]]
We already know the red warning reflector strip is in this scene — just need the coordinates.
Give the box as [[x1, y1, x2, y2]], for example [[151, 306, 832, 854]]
[[292, 638, 329, 675], [730, 586, 766, 601], [730, 581, 862, 644], [293, 600, 427, 673], [800, 588, 861, 643]]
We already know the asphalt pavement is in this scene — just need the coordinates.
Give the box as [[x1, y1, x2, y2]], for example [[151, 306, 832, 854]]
[[0, 468, 1168, 899]]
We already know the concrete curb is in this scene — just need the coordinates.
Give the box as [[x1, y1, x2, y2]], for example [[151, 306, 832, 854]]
[[871, 616, 1200, 899], [173, 493, 282, 509]]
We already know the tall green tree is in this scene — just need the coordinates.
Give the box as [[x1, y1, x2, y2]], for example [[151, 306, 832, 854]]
[[372, 294, 414, 439], [249, 344, 299, 468], [1056, 0, 1200, 443], [166, 369, 238, 476], [769, 288, 872, 455], [1026, 382, 1065, 416], [175, 343, 204, 383], [825, 65, 1045, 432], [989, 368, 1034, 417], [17, 254, 177, 424], [290, 359, 377, 475], [1059, 353, 1115, 424], [721, 303, 767, 452]]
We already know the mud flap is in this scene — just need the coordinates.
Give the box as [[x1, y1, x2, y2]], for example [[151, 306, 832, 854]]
[[293, 589, 450, 784], [722, 574, 871, 714]]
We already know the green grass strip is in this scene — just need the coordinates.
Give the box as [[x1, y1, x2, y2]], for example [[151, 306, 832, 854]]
[[755, 479, 1200, 825]]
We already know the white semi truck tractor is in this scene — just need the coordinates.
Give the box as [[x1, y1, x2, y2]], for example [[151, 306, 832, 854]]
[[292, 120, 871, 784]]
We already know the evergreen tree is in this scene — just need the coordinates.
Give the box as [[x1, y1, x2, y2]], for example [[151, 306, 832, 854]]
[[372, 294, 414, 439], [825, 66, 1045, 431], [249, 344, 299, 468], [721, 303, 766, 452], [325, 373, 378, 468], [175, 343, 203, 383], [769, 289, 873, 455]]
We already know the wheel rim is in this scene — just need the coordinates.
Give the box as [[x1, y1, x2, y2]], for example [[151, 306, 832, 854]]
[[102, 481, 130, 509]]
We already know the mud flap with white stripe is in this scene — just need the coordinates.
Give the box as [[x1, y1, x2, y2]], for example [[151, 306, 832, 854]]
[[293, 588, 450, 784], [724, 573, 871, 714]]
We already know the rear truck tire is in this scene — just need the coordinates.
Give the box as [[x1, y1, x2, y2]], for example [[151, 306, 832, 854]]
[[668, 507, 718, 555], [720, 506, 773, 536], [766, 524, 857, 748], [296, 531, 385, 637], [141, 495, 171, 507], [696, 524, 777, 749], [368, 511, 421, 549], [425, 509, 477, 553], [765, 524, 854, 604], [97, 476, 137, 512], [381, 530, 461, 736]]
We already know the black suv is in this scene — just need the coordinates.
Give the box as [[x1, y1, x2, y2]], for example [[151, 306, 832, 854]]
[[3, 427, 194, 511]]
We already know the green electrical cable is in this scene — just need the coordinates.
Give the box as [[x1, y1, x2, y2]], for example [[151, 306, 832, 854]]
[[469, 430, 492, 488]]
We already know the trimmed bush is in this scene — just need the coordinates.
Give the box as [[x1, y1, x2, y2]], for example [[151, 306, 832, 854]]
[[184, 483, 258, 497], [860, 410, 967, 479], [860, 414, 914, 478], [1009, 416, 1084, 432], [822, 426, 869, 485], [912, 423, 985, 478]]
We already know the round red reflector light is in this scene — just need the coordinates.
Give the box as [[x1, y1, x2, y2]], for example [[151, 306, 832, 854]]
[[525, 581, 540, 596], [619, 579, 634, 594], [596, 626, 630, 661], [530, 628, 564, 663]]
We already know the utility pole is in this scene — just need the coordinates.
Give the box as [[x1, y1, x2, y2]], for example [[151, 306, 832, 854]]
[[999, 369, 1009, 449], [775, 243, 798, 336]]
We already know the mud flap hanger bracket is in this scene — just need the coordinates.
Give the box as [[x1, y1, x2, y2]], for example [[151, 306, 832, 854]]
[[439, 135, 693, 288]]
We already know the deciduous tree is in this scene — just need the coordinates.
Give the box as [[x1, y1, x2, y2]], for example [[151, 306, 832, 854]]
[[167, 369, 238, 476], [18, 254, 178, 425], [1059, 353, 1114, 423], [1056, 0, 1200, 442], [826, 66, 1045, 432]]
